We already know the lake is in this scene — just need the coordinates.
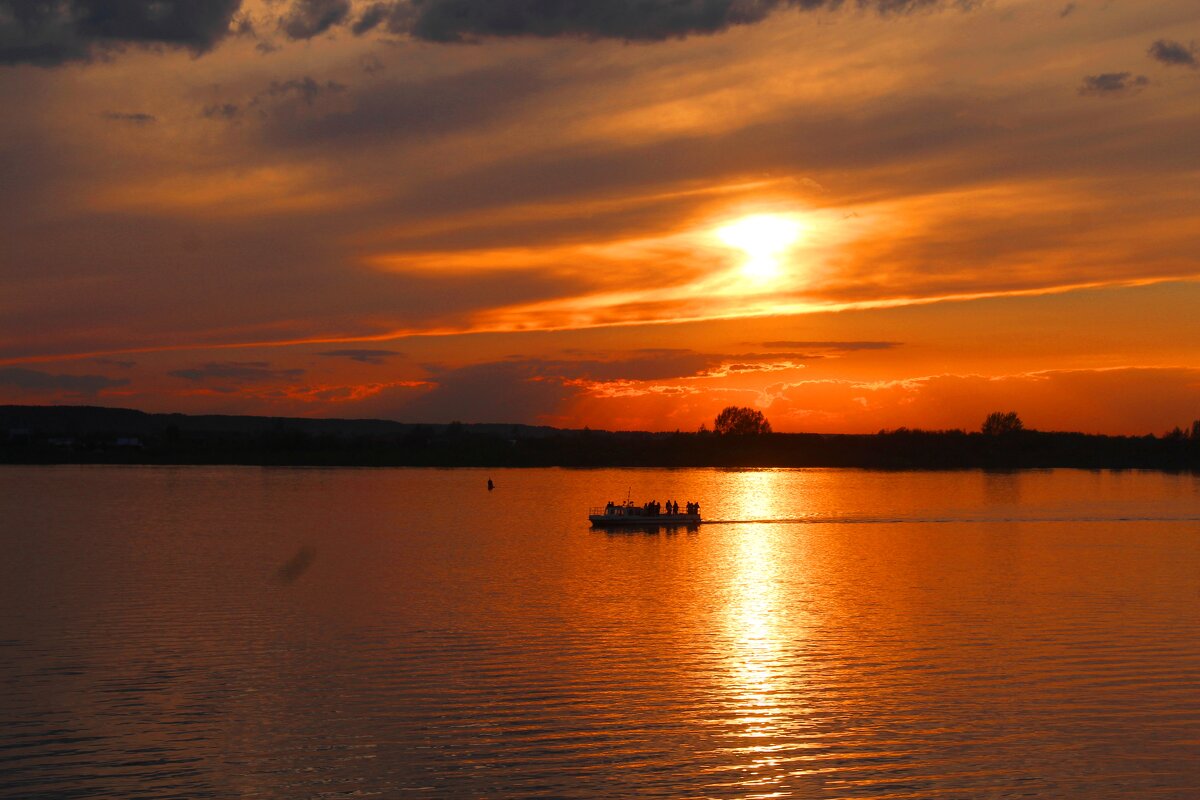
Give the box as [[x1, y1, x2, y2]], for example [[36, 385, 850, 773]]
[[1, 466, 1198, 798]]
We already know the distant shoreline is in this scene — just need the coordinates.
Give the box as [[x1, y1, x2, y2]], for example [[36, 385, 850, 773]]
[[2, 405, 1197, 472]]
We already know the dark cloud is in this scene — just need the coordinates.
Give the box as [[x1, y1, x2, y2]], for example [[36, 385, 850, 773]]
[[267, 76, 347, 106], [232, 11, 255, 37], [280, 0, 351, 40], [395, 349, 822, 422], [0, 0, 980, 66], [370, 0, 977, 44], [100, 111, 156, 124], [1078, 72, 1149, 96], [400, 360, 577, 423], [1148, 39, 1197, 68], [455, 351, 719, 383], [401, 0, 784, 42], [0, 0, 241, 66], [351, 3, 389, 35], [0, 366, 129, 394], [263, 62, 547, 146], [168, 361, 305, 383], [545, 351, 715, 381], [360, 53, 384, 73], [317, 349, 404, 364], [578, 350, 820, 379], [202, 102, 240, 120], [201, 76, 346, 124], [761, 341, 901, 351]]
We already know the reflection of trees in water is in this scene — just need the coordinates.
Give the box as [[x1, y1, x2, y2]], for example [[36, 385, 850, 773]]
[[982, 470, 1022, 508]]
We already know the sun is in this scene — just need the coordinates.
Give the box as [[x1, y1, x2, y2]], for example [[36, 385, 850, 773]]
[[715, 213, 804, 281]]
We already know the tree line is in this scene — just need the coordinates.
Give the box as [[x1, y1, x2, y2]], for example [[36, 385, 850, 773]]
[[2, 404, 1198, 470]]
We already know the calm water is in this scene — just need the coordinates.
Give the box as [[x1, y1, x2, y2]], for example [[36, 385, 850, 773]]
[[1, 466, 1198, 799]]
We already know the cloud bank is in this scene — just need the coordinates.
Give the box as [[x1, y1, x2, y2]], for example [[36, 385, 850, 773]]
[[354, 0, 978, 42], [280, 0, 351, 40], [0, 366, 128, 395], [317, 349, 405, 364], [168, 361, 305, 383], [0, 0, 241, 65], [0, 0, 981, 65]]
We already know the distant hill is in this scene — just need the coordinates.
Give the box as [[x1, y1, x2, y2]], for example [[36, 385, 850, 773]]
[[1, 404, 1197, 471], [0, 405, 564, 439]]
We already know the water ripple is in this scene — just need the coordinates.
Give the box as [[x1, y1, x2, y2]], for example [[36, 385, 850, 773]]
[[1, 466, 1198, 798]]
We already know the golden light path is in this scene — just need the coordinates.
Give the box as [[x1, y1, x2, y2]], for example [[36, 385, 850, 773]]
[[711, 470, 814, 793]]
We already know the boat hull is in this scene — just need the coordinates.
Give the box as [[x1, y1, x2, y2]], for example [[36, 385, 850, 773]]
[[589, 514, 701, 527]]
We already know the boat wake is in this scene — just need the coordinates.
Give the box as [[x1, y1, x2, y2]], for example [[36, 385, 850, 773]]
[[700, 514, 1200, 526]]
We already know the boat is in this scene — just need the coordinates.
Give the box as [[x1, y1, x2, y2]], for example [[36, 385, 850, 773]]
[[588, 500, 701, 527]]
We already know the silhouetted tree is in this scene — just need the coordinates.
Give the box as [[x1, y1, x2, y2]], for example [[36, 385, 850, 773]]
[[714, 406, 772, 435], [1191, 419, 1200, 440], [981, 411, 1023, 436]]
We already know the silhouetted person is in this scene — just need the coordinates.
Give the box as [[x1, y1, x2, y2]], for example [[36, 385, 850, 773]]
[[487, 478, 494, 491]]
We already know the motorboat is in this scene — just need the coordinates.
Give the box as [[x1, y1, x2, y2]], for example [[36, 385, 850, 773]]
[[588, 500, 701, 527]]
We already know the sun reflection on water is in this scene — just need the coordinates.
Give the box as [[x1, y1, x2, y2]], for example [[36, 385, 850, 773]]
[[711, 470, 811, 792], [727, 469, 793, 521]]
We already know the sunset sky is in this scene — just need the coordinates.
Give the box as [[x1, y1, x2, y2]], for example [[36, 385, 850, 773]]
[[1, 0, 1198, 433]]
